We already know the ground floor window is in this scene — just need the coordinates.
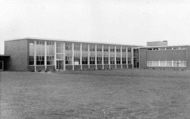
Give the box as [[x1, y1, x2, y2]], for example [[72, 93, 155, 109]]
[[116, 57, 121, 64], [47, 56, 54, 65], [97, 57, 102, 64], [110, 57, 115, 64], [122, 58, 126, 64], [29, 56, 34, 65], [147, 61, 187, 67], [56, 60, 64, 69], [90, 57, 95, 64], [36, 56, 44, 65], [74, 57, 80, 65], [82, 57, 88, 64], [104, 57, 108, 64], [65, 56, 72, 64]]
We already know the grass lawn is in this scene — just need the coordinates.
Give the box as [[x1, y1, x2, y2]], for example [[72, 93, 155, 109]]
[[1, 69, 190, 119]]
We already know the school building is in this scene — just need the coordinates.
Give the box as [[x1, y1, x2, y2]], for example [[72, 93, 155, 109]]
[[2, 38, 190, 71], [4, 38, 139, 71]]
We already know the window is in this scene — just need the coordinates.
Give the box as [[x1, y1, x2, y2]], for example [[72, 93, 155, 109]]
[[167, 61, 172, 67], [104, 46, 108, 52], [128, 59, 131, 65], [90, 45, 95, 51], [110, 46, 115, 52], [110, 57, 115, 64], [90, 57, 95, 64], [74, 43, 80, 51], [65, 56, 72, 64], [122, 48, 126, 52], [153, 48, 159, 50], [36, 41, 45, 65], [74, 57, 80, 65], [56, 43, 64, 53], [97, 45, 102, 52], [116, 47, 121, 52], [29, 56, 34, 65], [160, 48, 166, 50], [160, 61, 166, 67], [116, 57, 121, 64], [166, 47, 172, 50], [173, 47, 178, 50], [104, 57, 108, 64], [82, 57, 88, 64], [47, 41, 54, 65], [65, 43, 72, 50], [147, 61, 187, 67], [178, 61, 186, 67], [128, 48, 131, 52], [82, 44, 88, 51], [47, 56, 54, 65], [56, 54, 64, 60], [122, 58, 126, 64], [97, 57, 102, 64], [36, 56, 44, 65], [173, 61, 178, 67]]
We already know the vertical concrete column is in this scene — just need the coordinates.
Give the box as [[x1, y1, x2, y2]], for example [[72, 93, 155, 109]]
[[54, 42, 57, 70], [34, 41, 37, 72], [102, 45, 104, 69], [126, 47, 128, 69], [72, 43, 74, 70], [108, 46, 111, 69], [114, 46, 117, 69], [63, 42, 66, 71], [88, 44, 90, 69], [44, 41, 47, 70], [95, 44, 97, 70], [80, 43, 82, 70], [120, 46, 122, 69], [131, 47, 134, 69]]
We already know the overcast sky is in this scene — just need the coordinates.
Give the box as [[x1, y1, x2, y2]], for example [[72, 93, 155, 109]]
[[0, 0, 190, 54]]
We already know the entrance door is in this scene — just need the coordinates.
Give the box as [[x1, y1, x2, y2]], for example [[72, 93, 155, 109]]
[[0, 61, 4, 71], [56, 60, 64, 70]]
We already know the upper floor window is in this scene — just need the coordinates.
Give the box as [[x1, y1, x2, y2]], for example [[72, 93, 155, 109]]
[[116, 47, 121, 52], [104, 46, 108, 52], [110, 46, 115, 52], [90, 44, 95, 51], [122, 48, 126, 52], [74, 43, 80, 51], [97, 45, 102, 52], [82, 44, 88, 51], [65, 42, 72, 50]]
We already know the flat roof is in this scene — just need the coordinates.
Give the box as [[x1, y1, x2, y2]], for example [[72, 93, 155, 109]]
[[139, 45, 190, 49], [5, 38, 141, 47]]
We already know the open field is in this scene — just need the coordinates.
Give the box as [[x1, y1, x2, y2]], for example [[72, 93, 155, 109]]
[[1, 69, 190, 119]]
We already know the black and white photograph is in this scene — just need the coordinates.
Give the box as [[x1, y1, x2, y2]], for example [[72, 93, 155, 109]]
[[0, 0, 190, 118]]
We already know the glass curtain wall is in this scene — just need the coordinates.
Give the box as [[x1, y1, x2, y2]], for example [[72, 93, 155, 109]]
[[36, 41, 45, 65], [56, 42, 64, 70], [47, 41, 54, 65]]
